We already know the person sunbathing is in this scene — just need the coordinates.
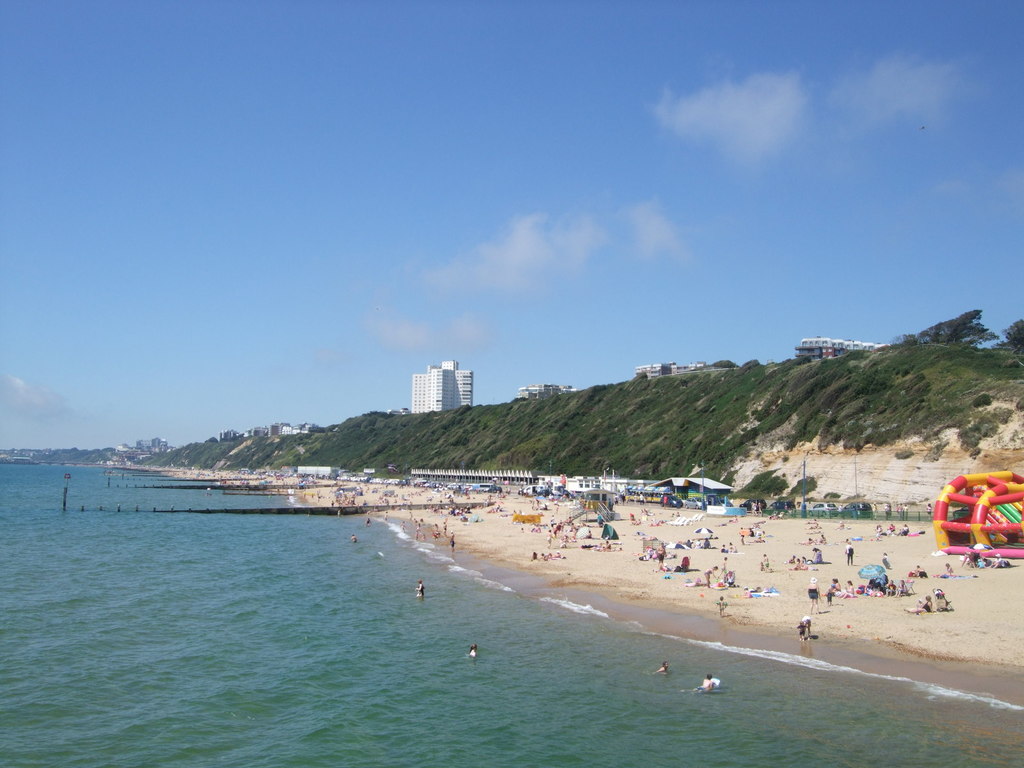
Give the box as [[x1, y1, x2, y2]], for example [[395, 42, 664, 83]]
[[905, 596, 933, 614]]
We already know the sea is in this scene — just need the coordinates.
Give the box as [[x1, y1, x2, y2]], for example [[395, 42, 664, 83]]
[[3, 463, 1021, 768]]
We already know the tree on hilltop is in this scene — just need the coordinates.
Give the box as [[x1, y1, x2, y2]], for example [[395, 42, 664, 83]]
[[904, 309, 997, 347], [1001, 319, 1024, 354]]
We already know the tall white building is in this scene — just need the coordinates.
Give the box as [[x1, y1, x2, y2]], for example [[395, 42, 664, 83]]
[[412, 360, 473, 413]]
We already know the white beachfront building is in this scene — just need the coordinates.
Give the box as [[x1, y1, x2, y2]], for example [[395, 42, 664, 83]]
[[794, 337, 886, 360], [515, 383, 577, 400], [411, 360, 474, 413]]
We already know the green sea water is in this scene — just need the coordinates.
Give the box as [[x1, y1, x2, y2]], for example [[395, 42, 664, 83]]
[[2, 464, 1020, 768]]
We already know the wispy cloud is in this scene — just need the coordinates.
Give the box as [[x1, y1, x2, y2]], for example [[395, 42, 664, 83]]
[[427, 213, 606, 292], [655, 71, 807, 163], [364, 309, 491, 352], [622, 200, 689, 261], [830, 55, 960, 127], [0, 374, 70, 420], [997, 169, 1024, 217]]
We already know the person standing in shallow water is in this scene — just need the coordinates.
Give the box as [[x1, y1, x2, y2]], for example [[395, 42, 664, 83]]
[[450, 534, 456, 554], [416, 580, 425, 599]]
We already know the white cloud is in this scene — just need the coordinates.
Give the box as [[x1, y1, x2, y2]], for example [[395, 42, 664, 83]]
[[830, 55, 960, 127], [363, 311, 433, 351], [622, 200, 689, 261], [655, 71, 807, 163], [0, 374, 70, 420], [428, 212, 606, 292], [363, 309, 491, 352]]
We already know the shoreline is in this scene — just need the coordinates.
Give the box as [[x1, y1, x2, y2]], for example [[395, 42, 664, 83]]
[[155, 469, 1024, 707], [451, 550, 1024, 709], [358, 488, 1024, 707]]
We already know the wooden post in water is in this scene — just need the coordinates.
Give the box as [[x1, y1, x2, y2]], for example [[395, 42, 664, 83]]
[[62, 473, 71, 511]]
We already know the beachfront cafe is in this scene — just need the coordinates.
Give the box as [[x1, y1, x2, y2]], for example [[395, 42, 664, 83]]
[[645, 476, 733, 506]]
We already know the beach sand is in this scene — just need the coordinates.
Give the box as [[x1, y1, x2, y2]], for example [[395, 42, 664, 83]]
[[356, 487, 1024, 696], [170, 470, 1024, 703]]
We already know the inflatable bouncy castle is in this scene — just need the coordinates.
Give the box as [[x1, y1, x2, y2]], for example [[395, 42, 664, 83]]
[[933, 471, 1024, 558]]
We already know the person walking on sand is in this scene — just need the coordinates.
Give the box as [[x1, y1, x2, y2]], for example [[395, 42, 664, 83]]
[[844, 540, 854, 566], [416, 580, 425, 599], [807, 578, 820, 614]]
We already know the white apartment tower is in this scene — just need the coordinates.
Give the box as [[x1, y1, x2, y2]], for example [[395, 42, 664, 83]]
[[411, 360, 474, 413]]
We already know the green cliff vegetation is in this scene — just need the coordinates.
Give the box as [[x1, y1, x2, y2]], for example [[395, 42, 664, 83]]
[[148, 343, 1024, 482]]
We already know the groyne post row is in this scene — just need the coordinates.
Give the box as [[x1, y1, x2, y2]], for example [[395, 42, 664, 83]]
[[72, 502, 489, 516]]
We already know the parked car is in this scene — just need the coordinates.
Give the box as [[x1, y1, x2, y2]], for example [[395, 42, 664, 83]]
[[842, 502, 873, 513], [809, 502, 841, 515], [739, 498, 767, 511], [682, 498, 703, 510], [769, 500, 796, 512], [842, 502, 874, 518]]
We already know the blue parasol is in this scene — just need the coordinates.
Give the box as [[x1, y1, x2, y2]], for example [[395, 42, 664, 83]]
[[858, 564, 886, 579]]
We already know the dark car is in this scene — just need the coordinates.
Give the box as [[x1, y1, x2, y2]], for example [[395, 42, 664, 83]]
[[769, 500, 796, 512], [739, 498, 767, 511], [842, 502, 873, 518], [660, 495, 683, 508]]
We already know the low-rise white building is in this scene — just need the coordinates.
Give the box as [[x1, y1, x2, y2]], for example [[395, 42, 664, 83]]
[[795, 337, 886, 360], [515, 383, 577, 400]]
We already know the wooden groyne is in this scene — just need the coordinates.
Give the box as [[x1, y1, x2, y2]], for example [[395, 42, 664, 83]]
[[143, 502, 488, 516]]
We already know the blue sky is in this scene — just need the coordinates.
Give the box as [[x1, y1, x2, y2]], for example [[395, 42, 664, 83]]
[[2, 1, 1022, 449]]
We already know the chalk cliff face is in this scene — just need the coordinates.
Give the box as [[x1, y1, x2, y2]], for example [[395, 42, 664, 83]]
[[731, 397, 1024, 504]]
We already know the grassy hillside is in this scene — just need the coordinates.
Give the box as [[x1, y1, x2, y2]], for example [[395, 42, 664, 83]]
[[148, 345, 1024, 481]]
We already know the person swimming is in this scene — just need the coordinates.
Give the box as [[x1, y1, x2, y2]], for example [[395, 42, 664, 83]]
[[469, 643, 477, 659], [698, 674, 720, 691], [655, 661, 669, 674]]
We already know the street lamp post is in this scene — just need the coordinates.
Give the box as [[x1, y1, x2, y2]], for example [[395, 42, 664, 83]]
[[801, 458, 807, 518], [700, 463, 706, 511]]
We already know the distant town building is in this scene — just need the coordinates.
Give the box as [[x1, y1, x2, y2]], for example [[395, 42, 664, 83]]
[[243, 422, 320, 437], [412, 360, 473, 413], [515, 384, 577, 400], [634, 362, 709, 379], [134, 437, 169, 452], [219, 429, 242, 441], [114, 437, 173, 459], [795, 337, 886, 360], [387, 408, 412, 416]]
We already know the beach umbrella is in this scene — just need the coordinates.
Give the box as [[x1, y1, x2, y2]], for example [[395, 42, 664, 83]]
[[858, 564, 886, 579], [694, 527, 714, 538]]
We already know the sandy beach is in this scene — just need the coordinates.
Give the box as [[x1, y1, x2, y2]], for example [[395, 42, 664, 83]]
[[350, 485, 1024, 693], [166, 470, 1024, 702]]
